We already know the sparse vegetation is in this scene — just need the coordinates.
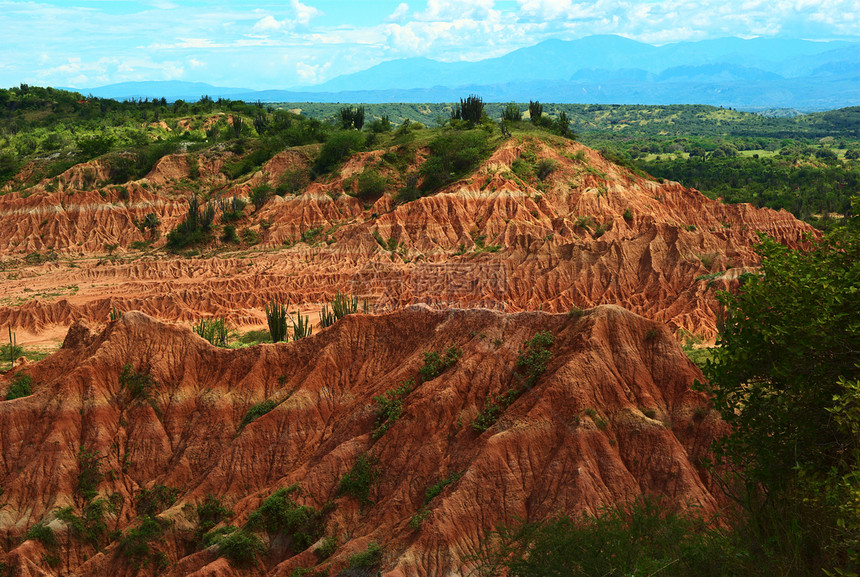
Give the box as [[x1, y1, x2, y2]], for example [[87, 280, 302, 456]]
[[238, 399, 277, 431], [119, 364, 155, 400], [5, 373, 32, 400], [473, 332, 554, 432], [338, 453, 380, 507], [193, 317, 229, 346]]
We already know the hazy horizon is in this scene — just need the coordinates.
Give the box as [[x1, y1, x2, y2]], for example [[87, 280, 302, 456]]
[[2, 0, 858, 92]]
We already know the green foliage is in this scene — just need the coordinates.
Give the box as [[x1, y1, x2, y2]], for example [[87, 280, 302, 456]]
[[528, 101, 544, 124], [218, 529, 266, 567], [118, 516, 167, 563], [420, 130, 491, 194], [193, 317, 229, 347], [5, 373, 32, 400], [250, 184, 273, 211], [24, 522, 57, 547], [473, 332, 554, 432], [135, 484, 178, 517], [196, 494, 232, 537], [418, 345, 462, 382], [239, 399, 277, 431], [119, 364, 155, 400], [486, 498, 740, 577], [319, 291, 362, 328], [372, 379, 414, 439], [77, 447, 103, 503], [314, 130, 364, 175], [266, 298, 289, 343], [535, 158, 558, 180], [356, 168, 386, 202], [166, 195, 215, 250], [339, 106, 366, 130], [367, 114, 392, 133], [701, 228, 860, 572], [277, 168, 310, 196], [346, 541, 384, 570], [221, 224, 239, 243], [451, 95, 485, 126], [316, 535, 338, 560], [246, 485, 325, 551], [502, 102, 522, 122], [54, 497, 110, 547], [338, 453, 380, 507], [240, 228, 261, 245], [424, 472, 463, 504]]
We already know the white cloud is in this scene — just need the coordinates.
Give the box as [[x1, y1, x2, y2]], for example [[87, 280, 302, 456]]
[[253, 15, 284, 32], [387, 2, 410, 22]]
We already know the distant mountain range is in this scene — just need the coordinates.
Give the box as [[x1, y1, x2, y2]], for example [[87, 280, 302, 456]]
[[72, 35, 859, 110]]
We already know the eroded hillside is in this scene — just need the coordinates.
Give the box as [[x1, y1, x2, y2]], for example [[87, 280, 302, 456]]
[[0, 131, 814, 342], [0, 306, 722, 576]]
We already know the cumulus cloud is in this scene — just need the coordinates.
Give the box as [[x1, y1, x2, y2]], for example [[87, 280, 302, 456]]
[[387, 2, 410, 22]]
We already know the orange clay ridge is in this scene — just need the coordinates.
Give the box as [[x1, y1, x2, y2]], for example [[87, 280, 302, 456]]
[[0, 134, 810, 575], [0, 136, 811, 343]]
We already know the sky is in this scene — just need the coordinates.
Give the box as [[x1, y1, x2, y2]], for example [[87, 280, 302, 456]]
[[1, 0, 858, 90]]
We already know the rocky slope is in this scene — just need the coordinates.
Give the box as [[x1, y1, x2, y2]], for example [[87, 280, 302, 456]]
[[0, 136, 814, 341], [0, 306, 722, 576]]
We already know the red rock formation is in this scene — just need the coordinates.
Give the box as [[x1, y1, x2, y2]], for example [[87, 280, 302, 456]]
[[0, 137, 814, 339], [0, 307, 722, 576]]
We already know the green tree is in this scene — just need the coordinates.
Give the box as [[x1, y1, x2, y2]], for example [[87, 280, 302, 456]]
[[702, 224, 860, 572]]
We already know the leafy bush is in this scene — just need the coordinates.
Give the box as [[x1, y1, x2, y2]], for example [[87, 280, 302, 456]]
[[316, 535, 338, 560], [5, 373, 32, 400], [239, 399, 277, 431], [338, 453, 380, 507], [368, 114, 392, 133], [118, 516, 167, 562], [246, 485, 325, 550], [356, 169, 386, 202], [314, 130, 364, 175], [136, 484, 178, 517], [346, 541, 384, 571], [218, 196, 246, 223], [250, 184, 273, 211], [24, 522, 57, 547], [420, 130, 491, 194], [218, 529, 266, 567], [424, 471, 463, 504], [536, 159, 558, 180], [473, 332, 554, 432], [119, 364, 155, 400], [490, 498, 739, 577], [221, 224, 239, 243], [196, 494, 232, 537], [277, 168, 310, 196], [418, 345, 462, 382], [77, 447, 103, 502], [372, 380, 414, 439]]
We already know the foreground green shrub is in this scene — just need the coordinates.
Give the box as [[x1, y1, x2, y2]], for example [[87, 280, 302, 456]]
[[118, 516, 167, 563], [346, 541, 384, 571], [193, 317, 228, 347], [314, 130, 364, 175], [483, 499, 739, 577]]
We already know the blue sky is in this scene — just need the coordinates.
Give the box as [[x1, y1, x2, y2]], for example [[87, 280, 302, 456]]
[[1, 0, 857, 90]]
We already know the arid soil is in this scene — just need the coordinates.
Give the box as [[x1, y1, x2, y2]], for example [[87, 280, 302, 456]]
[[1, 306, 723, 576], [0, 137, 814, 344]]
